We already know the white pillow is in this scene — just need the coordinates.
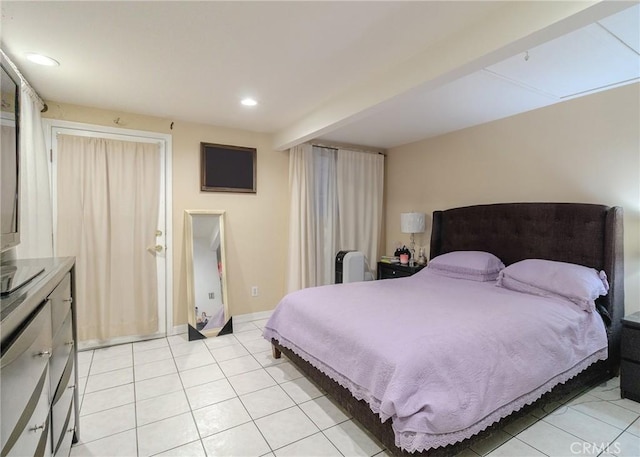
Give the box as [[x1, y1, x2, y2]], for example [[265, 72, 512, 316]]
[[427, 251, 505, 282], [496, 259, 609, 312]]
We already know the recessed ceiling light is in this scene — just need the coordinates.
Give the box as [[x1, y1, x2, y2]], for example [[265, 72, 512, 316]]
[[25, 53, 59, 67], [241, 98, 257, 106]]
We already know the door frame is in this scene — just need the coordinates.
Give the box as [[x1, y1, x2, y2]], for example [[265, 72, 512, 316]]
[[43, 119, 174, 341]]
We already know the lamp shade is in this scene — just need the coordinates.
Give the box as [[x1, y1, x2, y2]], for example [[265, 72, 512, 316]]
[[401, 212, 426, 234]]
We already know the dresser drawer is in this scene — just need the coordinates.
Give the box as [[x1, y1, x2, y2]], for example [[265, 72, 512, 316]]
[[51, 370, 74, 455], [1, 303, 52, 455], [52, 347, 75, 405], [4, 392, 51, 457], [382, 268, 411, 279], [54, 398, 76, 457], [377, 262, 425, 280], [51, 310, 74, 393], [621, 326, 640, 362], [49, 273, 72, 335]]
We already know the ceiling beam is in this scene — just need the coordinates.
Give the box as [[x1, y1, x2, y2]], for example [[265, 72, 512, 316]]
[[272, 0, 634, 151]]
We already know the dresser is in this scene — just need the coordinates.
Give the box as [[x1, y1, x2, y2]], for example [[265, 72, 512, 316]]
[[1, 258, 79, 457], [620, 311, 640, 402], [377, 262, 426, 280]]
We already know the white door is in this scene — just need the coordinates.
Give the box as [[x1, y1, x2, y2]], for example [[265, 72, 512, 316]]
[[46, 121, 172, 349]]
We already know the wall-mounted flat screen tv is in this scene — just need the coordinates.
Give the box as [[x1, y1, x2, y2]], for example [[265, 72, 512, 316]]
[[0, 55, 20, 252], [200, 142, 256, 193]]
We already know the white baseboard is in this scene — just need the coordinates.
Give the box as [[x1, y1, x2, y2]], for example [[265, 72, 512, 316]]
[[170, 312, 271, 335], [171, 324, 188, 335], [232, 310, 273, 324], [78, 331, 166, 351]]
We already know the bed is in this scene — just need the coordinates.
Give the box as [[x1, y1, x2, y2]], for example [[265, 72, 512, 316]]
[[264, 202, 625, 456]]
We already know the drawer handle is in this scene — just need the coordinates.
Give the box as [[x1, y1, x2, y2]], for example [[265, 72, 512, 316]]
[[29, 423, 45, 432], [68, 385, 75, 390], [35, 349, 51, 358], [63, 298, 73, 303], [67, 427, 75, 434], [65, 340, 75, 347]]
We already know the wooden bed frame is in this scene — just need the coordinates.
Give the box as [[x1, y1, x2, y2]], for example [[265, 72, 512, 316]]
[[271, 203, 625, 456]]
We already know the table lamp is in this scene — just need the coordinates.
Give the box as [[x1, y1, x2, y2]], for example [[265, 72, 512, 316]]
[[401, 212, 426, 267]]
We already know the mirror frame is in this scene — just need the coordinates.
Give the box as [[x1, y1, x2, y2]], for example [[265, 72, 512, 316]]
[[184, 209, 230, 338]]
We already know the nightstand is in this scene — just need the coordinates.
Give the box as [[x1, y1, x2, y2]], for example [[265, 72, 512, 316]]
[[377, 262, 426, 280], [621, 311, 640, 402]]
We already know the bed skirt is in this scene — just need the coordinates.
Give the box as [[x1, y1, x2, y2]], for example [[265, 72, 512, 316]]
[[272, 338, 611, 456]]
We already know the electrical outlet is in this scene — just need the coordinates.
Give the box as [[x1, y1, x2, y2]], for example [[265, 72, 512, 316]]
[[251, 286, 258, 297]]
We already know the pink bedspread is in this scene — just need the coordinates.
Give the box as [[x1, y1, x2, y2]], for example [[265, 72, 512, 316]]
[[263, 270, 608, 452]]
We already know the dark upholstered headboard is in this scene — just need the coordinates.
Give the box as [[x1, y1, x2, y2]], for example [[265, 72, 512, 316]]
[[430, 203, 625, 371]]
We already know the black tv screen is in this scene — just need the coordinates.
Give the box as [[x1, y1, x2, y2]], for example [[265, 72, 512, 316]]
[[200, 142, 256, 193]]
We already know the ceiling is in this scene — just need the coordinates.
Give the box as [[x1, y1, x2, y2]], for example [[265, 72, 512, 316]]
[[1, 1, 639, 151]]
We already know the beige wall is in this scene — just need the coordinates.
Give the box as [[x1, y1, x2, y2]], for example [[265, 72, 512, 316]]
[[385, 83, 640, 315], [43, 103, 289, 327]]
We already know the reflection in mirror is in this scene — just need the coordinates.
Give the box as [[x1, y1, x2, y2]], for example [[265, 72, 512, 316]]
[[184, 210, 232, 340]]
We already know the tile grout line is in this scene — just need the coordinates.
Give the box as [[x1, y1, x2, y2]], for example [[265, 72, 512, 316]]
[[511, 436, 551, 457], [76, 349, 94, 415], [562, 398, 639, 430], [497, 412, 552, 457], [130, 344, 140, 457], [203, 329, 327, 454], [79, 334, 316, 453], [154, 319, 213, 457], [278, 365, 353, 456], [171, 331, 385, 455], [195, 331, 291, 454], [183, 332, 282, 448], [77, 327, 634, 457], [75, 345, 138, 450], [223, 332, 278, 454], [535, 412, 628, 455], [506, 386, 640, 455], [296, 406, 348, 457], [241, 336, 356, 456], [164, 338, 206, 456], [83, 340, 498, 454], [78, 340, 179, 453]]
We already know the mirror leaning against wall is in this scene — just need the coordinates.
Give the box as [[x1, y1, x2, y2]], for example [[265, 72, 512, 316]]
[[184, 210, 232, 340]]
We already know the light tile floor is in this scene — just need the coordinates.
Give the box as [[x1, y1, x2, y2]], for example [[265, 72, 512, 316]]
[[71, 319, 640, 457]]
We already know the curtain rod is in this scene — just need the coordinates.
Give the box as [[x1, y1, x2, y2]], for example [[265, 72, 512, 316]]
[[0, 49, 48, 113], [310, 142, 385, 156]]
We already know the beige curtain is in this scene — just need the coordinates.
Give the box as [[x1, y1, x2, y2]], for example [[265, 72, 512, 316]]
[[286, 144, 316, 292], [313, 147, 338, 285], [0, 125, 17, 235], [15, 82, 53, 259], [286, 145, 383, 291], [337, 149, 384, 278], [56, 134, 160, 342]]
